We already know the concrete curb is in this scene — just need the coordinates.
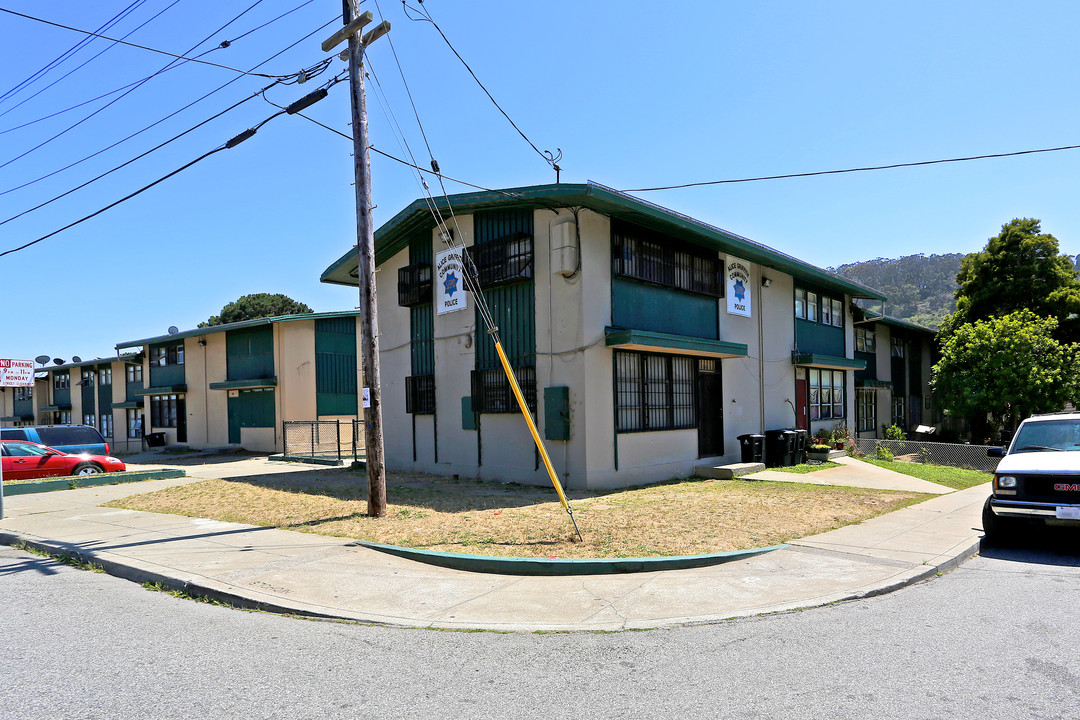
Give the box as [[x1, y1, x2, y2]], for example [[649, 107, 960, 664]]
[[2, 469, 186, 496], [0, 531, 350, 623], [355, 540, 786, 575]]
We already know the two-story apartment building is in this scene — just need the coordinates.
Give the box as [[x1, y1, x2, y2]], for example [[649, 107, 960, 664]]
[[114, 311, 364, 453], [321, 182, 886, 489]]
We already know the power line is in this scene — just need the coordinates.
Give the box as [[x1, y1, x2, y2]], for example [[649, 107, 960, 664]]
[[621, 144, 1080, 192], [0, 7, 283, 79], [0, 0, 182, 123], [0, 17, 341, 197], [401, 0, 562, 173], [368, 146, 520, 196], [0, 79, 342, 260], [0, 88, 270, 228], [0, 0, 147, 106]]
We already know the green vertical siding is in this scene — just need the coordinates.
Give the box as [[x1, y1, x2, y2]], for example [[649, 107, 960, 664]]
[[81, 379, 95, 416], [410, 232, 435, 376], [473, 208, 535, 370], [226, 326, 274, 381], [228, 388, 275, 433], [315, 317, 358, 416], [794, 319, 844, 356]]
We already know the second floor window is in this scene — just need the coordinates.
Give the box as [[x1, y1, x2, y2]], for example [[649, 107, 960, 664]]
[[795, 288, 843, 328], [53, 371, 70, 390], [855, 328, 876, 352], [127, 364, 143, 383], [99, 368, 112, 385], [612, 223, 721, 297], [151, 345, 184, 367]]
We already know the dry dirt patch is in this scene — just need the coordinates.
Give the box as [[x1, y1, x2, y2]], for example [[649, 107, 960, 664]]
[[105, 469, 929, 559]]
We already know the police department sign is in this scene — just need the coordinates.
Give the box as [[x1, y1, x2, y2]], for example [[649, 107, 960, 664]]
[[726, 257, 752, 318], [436, 247, 468, 315]]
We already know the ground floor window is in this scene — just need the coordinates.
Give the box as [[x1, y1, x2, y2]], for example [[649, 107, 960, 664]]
[[808, 369, 845, 420], [856, 388, 876, 432], [150, 395, 179, 428], [891, 395, 906, 428], [58, 410, 72, 424], [99, 413, 113, 438], [615, 351, 696, 432], [127, 409, 142, 438], [83, 414, 95, 427]]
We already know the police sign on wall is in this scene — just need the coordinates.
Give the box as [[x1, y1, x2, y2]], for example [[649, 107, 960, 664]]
[[435, 247, 468, 315], [726, 256, 752, 318]]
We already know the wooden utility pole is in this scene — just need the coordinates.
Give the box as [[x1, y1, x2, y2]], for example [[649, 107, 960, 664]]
[[326, 2, 390, 516]]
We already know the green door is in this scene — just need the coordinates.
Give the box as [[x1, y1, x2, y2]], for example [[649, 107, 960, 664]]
[[228, 394, 241, 444]]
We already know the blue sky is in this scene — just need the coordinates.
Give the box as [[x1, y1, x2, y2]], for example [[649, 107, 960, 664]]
[[2, 1, 1078, 365]]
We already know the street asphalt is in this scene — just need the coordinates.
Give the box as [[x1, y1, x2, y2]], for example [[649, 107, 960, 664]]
[[0, 452, 990, 632]]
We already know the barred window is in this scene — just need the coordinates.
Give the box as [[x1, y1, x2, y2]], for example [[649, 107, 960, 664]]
[[473, 232, 533, 287], [471, 366, 536, 413], [615, 351, 697, 432], [405, 375, 435, 414], [612, 223, 721, 297], [398, 263, 433, 306]]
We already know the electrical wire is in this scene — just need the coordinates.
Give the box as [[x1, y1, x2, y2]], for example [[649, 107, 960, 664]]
[[367, 147, 521, 196], [0, 2, 283, 175], [0, 7, 282, 79], [0, 17, 341, 198], [0, 0, 146, 106], [622, 144, 1080, 192], [0, 0, 323, 134], [0, 78, 343, 260], [0, 0, 182, 123], [0, 87, 271, 228], [401, 0, 561, 171]]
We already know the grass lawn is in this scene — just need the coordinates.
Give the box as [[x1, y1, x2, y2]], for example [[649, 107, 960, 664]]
[[859, 458, 992, 490], [772, 461, 841, 474], [105, 470, 932, 559]]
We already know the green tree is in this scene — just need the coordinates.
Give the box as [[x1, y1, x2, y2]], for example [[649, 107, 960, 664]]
[[950, 218, 1080, 340], [199, 293, 313, 327], [931, 310, 1080, 429]]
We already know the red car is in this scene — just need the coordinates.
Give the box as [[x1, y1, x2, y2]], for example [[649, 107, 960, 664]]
[[1, 439, 126, 480]]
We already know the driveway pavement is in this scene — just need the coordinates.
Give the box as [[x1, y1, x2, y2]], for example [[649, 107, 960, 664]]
[[0, 453, 990, 632]]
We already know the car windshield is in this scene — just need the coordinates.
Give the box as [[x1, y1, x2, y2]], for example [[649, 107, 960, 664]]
[[1011, 419, 1080, 453]]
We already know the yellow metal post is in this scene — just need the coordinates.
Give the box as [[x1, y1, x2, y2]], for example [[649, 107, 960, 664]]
[[493, 340, 582, 540]]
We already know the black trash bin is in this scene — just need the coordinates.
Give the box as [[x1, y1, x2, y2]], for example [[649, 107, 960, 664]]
[[145, 431, 167, 447], [781, 430, 798, 466], [737, 433, 765, 463], [791, 428, 808, 465], [764, 429, 791, 468]]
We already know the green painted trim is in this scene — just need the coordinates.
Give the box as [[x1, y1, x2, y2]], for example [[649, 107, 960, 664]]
[[2, 469, 186, 496], [322, 182, 886, 301], [604, 327, 748, 358], [857, 379, 893, 389], [875, 315, 939, 334], [1, 415, 33, 422], [134, 384, 187, 396], [792, 353, 866, 370], [39, 354, 139, 372], [39, 404, 72, 412], [208, 378, 277, 390], [356, 540, 785, 576], [115, 310, 363, 350], [113, 400, 143, 409]]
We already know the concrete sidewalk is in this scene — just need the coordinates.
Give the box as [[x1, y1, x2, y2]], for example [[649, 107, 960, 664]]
[[0, 457, 990, 632]]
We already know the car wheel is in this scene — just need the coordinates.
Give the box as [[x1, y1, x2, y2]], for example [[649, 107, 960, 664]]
[[982, 496, 1016, 546], [72, 462, 104, 476]]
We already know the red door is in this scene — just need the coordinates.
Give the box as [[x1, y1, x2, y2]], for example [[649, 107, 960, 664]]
[[795, 378, 808, 430]]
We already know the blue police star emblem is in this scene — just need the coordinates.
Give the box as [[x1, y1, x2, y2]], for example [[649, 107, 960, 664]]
[[733, 279, 746, 301], [444, 271, 458, 297]]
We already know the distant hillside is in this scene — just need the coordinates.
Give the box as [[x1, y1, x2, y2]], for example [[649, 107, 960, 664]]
[[829, 253, 964, 328]]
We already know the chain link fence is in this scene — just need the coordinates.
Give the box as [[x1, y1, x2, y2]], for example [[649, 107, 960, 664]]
[[282, 420, 365, 464], [853, 438, 1001, 472]]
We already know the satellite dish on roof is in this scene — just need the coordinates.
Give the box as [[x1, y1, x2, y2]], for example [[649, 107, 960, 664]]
[[72, 355, 82, 363], [35, 355, 50, 365], [168, 325, 179, 335], [52, 358, 64, 366]]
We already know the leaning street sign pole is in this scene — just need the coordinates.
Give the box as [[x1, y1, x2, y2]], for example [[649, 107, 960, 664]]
[[325, 3, 391, 517], [0, 358, 36, 519]]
